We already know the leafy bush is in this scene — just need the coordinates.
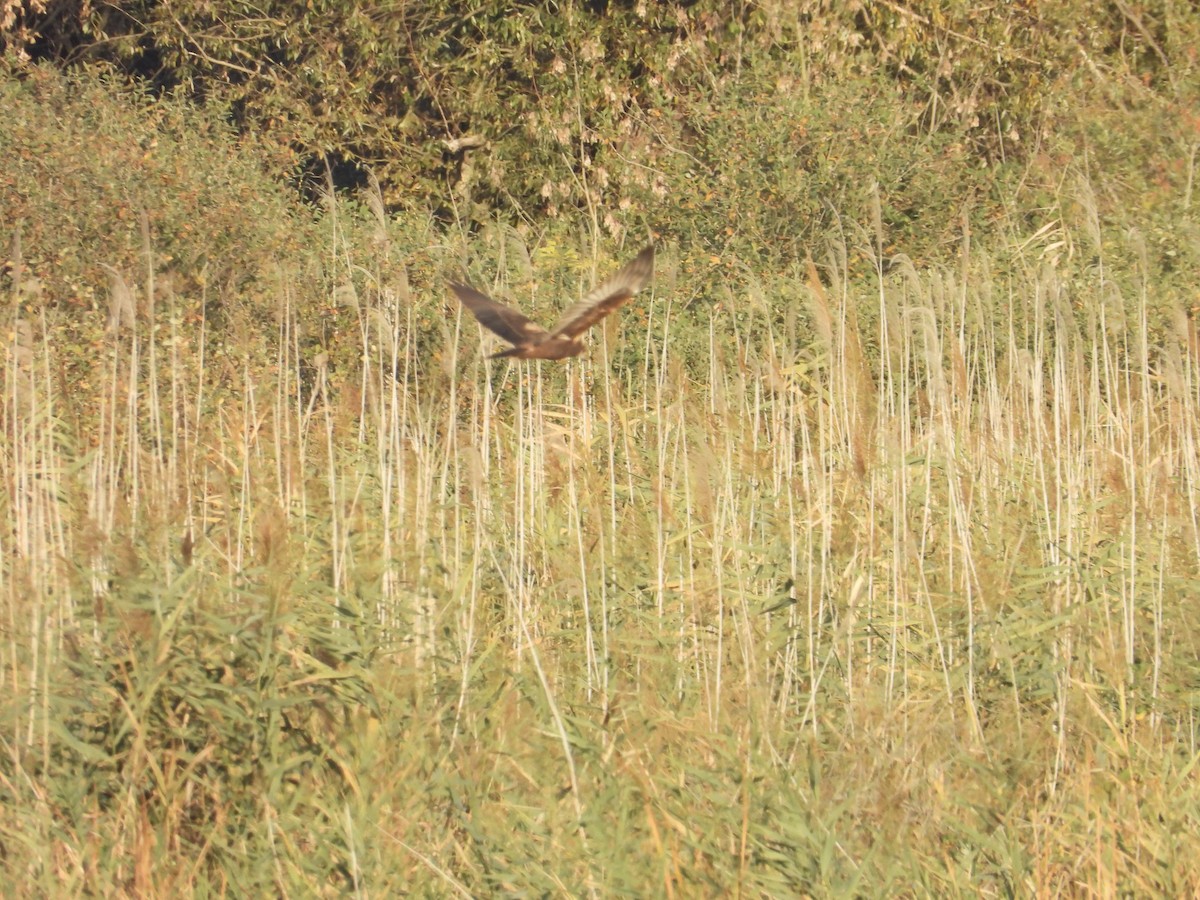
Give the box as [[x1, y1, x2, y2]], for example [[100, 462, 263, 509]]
[[5, 1, 1197, 267], [1, 64, 310, 307]]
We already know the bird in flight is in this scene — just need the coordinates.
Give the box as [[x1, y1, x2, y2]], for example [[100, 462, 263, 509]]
[[451, 245, 655, 359]]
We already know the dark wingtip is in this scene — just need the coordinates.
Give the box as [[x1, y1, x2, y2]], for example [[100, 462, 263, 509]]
[[630, 244, 655, 274], [627, 244, 655, 290]]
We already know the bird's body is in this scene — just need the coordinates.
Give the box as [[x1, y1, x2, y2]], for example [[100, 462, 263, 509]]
[[451, 245, 655, 359]]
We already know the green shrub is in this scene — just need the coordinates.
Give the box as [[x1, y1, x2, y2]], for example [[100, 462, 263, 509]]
[[6, 2, 1197, 269]]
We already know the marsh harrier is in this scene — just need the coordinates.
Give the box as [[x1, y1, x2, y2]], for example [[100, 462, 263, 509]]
[[451, 245, 655, 359]]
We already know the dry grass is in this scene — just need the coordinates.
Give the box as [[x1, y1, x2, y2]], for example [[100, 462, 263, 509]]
[[3, 189, 1200, 895]]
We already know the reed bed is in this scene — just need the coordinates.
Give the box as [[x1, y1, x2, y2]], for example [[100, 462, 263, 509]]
[[3, 207, 1198, 894]]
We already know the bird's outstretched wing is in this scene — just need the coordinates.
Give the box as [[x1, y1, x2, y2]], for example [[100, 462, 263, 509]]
[[550, 245, 655, 339], [450, 283, 549, 345]]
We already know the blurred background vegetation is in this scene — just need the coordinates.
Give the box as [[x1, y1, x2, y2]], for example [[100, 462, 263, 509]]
[[6, 0, 1198, 261], [6, 0, 1199, 380], [3, 0, 1200, 894]]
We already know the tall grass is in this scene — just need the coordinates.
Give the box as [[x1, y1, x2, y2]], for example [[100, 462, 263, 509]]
[[3, 190, 1199, 894]]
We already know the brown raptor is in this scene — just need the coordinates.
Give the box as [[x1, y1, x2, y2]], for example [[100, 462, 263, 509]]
[[451, 245, 655, 359]]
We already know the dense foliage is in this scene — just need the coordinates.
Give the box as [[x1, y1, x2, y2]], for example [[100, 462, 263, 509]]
[[5, 1, 1198, 260]]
